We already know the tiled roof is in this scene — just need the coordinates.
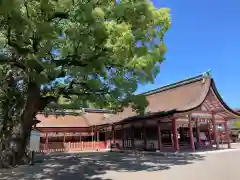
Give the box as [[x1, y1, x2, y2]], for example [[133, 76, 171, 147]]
[[36, 72, 240, 128], [101, 73, 211, 124], [101, 72, 240, 125], [36, 112, 108, 128]]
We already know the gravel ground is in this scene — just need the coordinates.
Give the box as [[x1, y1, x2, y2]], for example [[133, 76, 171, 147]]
[[1, 144, 240, 180]]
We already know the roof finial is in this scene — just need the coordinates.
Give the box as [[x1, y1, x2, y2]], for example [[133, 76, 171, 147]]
[[202, 70, 211, 84], [206, 69, 212, 77], [202, 69, 211, 78]]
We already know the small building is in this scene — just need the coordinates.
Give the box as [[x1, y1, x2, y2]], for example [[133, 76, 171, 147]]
[[37, 73, 240, 153], [36, 109, 112, 152]]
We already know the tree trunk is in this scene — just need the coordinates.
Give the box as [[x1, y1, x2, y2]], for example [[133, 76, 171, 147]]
[[0, 82, 41, 167], [15, 82, 41, 164]]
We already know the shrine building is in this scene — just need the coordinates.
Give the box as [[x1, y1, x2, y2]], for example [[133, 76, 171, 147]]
[[36, 72, 240, 153]]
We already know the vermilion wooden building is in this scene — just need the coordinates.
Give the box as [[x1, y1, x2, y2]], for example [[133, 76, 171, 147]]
[[36, 73, 240, 153]]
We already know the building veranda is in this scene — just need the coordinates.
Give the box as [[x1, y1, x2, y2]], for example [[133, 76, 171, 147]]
[[36, 73, 240, 153]]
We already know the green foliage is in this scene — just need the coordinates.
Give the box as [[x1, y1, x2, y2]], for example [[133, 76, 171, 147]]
[[233, 120, 240, 128], [0, 0, 171, 114]]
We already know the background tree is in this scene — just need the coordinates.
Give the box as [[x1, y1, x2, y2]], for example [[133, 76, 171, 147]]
[[233, 120, 240, 128], [0, 0, 171, 166]]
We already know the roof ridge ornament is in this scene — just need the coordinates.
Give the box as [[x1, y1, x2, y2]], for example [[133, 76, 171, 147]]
[[202, 69, 212, 84]]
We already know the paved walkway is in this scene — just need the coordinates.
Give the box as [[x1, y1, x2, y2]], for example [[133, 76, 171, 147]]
[[1, 144, 240, 180]]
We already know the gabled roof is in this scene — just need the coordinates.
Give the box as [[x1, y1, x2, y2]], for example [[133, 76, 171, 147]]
[[37, 72, 240, 128], [36, 111, 109, 128], [101, 72, 240, 125]]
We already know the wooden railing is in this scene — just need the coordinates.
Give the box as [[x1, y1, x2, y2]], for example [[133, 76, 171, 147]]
[[39, 141, 107, 153]]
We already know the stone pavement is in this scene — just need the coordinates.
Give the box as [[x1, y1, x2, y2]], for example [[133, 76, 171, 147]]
[[1, 143, 240, 180]]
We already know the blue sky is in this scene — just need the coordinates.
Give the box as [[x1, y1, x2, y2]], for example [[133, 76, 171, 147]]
[[137, 0, 240, 108]]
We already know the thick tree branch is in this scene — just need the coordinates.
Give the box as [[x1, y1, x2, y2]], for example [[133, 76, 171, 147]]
[[53, 48, 108, 67], [38, 96, 59, 111], [48, 12, 69, 21], [61, 90, 107, 99], [0, 54, 27, 70], [24, 1, 30, 19], [56, 80, 109, 99], [52, 55, 88, 67]]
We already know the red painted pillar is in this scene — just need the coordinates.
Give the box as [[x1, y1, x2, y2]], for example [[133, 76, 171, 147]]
[[63, 133, 66, 152], [45, 132, 49, 153], [172, 119, 179, 152], [224, 121, 231, 148], [80, 135, 82, 150], [104, 128, 107, 149], [212, 113, 220, 149], [207, 121, 213, 147], [188, 115, 195, 152], [112, 125, 115, 143], [157, 121, 163, 151]]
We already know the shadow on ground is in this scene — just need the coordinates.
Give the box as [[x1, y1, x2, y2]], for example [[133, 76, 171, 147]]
[[0, 151, 205, 180]]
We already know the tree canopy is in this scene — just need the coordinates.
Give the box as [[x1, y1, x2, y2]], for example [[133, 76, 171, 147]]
[[0, 0, 171, 167], [0, 0, 170, 114]]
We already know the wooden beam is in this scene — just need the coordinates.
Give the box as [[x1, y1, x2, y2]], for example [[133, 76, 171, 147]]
[[175, 114, 225, 122]]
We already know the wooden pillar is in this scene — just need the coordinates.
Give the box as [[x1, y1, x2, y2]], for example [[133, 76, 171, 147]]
[[112, 125, 115, 143], [45, 132, 49, 153], [157, 121, 163, 151], [188, 115, 195, 152], [143, 122, 147, 150], [104, 128, 107, 149], [97, 131, 99, 141], [212, 113, 220, 149], [63, 132, 66, 143], [224, 120, 231, 148], [105, 128, 107, 140], [108, 125, 115, 150], [195, 120, 201, 143], [79, 135, 82, 150], [131, 125, 135, 149], [91, 127, 94, 149], [121, 125, 125, 149], [172, 119, 179, 152], [207, 120, 213, 146]]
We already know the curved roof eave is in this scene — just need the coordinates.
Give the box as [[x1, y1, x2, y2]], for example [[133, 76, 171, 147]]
[[97, 75, 240, 126], [173, 78, 240, 118], [210, 79, 240, 117]]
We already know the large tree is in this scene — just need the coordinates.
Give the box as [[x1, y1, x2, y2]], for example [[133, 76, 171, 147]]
[[0, 0, 170, 166]]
